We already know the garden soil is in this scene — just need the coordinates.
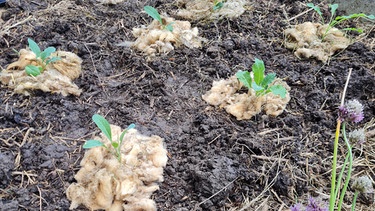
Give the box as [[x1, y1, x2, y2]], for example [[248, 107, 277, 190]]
[[0, 0, 375, 210]]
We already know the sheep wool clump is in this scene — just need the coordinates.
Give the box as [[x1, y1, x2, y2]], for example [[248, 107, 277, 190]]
[[1, 49, 82, 96], [284, 22, 350, 63], [131, 15, 205, 58], [202, 76, 290, 120], [66, 125, 168, 211], [176, 0, 247, 20]]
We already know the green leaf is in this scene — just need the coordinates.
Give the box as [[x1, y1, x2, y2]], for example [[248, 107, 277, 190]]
[[165, 23, 174, 32], [261, 73, 276, 87], [127, 123, 135, 130], [28, 38, 41, 56], [252, 58, 265, 85], [83, 140, 105, 148], [213, 2, 224, 11], [251, 81, 264, 92], [25, 65, 42, 76], [144, 6, 162, 24], [112, 142, 119, 148], [45, 57, 60, 65], [306, 3, 322, 16], [269, 85, 287, 98], [307, 3, 324, 23], [367, 14, 375, 19], [40, 47, 56, 60], [329, 4, 338, 17], [236, 71, 252, 89], [343, 27, 363, 33], [92, 114, 112, 142]]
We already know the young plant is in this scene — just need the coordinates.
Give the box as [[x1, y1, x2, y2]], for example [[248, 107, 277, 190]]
[[307, 3, 375, 40], [83, 114, 135, 162], [25, 38, 60, 76], [213, 0, 224, 11], [236, 58, 287, 98], [144, 6, 173, 32]]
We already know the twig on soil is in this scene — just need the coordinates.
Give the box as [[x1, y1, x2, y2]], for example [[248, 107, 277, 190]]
[[12, 171, 37, 188], [251, 155, 288, 162], [193, 177, 239, 210], [287, 7, 314, 22], [208, 134, 221, 144], [83, 43, 108, 96], [0, 16, 33, 36], [36, 185, 45, 211]]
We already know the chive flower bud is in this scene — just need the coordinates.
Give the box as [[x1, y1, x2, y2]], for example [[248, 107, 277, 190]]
[[306, 197, 328, 211], [348, 128, 366, 145], [291, 203, 303, 211], [352, 176, 374, 194], [338, 99, 364, 123], [290, 197, 328, 211]]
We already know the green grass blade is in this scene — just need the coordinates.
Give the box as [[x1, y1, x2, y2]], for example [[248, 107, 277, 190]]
[[27, 38, 41, 56], [83, 140, 105, 148], [236, 71, 252, 89], [92, 114, 112, 141], [144, 6, 162, 24], [252, 58, 265, 85]]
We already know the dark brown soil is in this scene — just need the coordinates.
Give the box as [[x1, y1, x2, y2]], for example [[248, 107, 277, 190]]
[[0, 0, 374, 210]]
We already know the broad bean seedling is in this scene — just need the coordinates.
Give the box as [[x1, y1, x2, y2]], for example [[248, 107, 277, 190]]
[[25, 38, 60, 76], [144, 6, 173, 32], [83, 114, 135, 162], [236, 58, 287, 99], [307, 3, 375, 40]]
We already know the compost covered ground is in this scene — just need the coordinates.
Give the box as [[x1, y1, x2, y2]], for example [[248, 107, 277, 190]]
[[0, 0, 375, 210]]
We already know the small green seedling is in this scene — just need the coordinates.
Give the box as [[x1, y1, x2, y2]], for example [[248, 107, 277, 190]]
[[83, 114, 135, 162], [144, 6, 173, 32], [213, 0, 224, 11], [307, 3, 375, 40], [236, 58, 287, 98], [25, 38, 60, 77]]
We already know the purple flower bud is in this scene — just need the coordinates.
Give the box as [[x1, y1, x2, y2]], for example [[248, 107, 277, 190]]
[[306, 197, 328, 211], [291, 203, 304, 211], [338, 99, 364, 123]]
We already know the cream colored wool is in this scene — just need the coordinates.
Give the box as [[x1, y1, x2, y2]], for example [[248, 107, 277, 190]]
[[1, 49, 82, 96], [284, 22, 350, 62], [203, 76, 290, 120], [176, 0, 247, 20], [131, 16, 205, 58], [67, 125, 168, 211]]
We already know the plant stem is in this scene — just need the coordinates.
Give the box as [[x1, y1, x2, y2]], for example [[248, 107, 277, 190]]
[[351, 191, 359, 211], [334, 152, 350, 201], [329, 68, 352, 211], [329, 119, 341, 211], [337, 123, 353, 210]]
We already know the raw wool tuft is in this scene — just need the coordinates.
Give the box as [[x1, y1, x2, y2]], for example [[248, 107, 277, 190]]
[[1, 49, 82, 96], [131, 16, 205, 58], [66, 125, 168, 211], [176, 0, 247, 20], [284, 22, 350, 62], [202, 76, 290, 120]]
